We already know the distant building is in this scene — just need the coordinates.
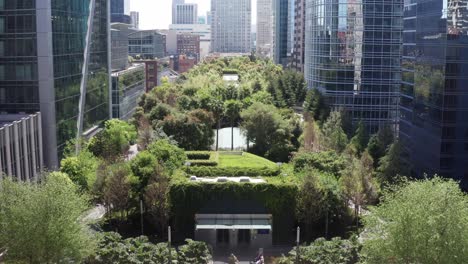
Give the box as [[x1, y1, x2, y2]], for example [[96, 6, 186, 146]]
[[111, 64, 146, 120], [129, 30, 166, 59], [0, 0, 110, 168], [0, 113, 43, 182], [257, 0, 274, 58], [291, 0, 305, 72], [140, 60, 159, 91], [198, 16, 206, 24], [111, 0, 131, 24], [273, 0, 291, 66], [130, 11, 140, 29], [177, 34, 201, 60], [169, 24, 211, 58], [170, 54, 198, 74], [206, 11, 212, 25], [111, 23, 133, 71], [173, 1, 198, 24], [211, 0, 252, 53]]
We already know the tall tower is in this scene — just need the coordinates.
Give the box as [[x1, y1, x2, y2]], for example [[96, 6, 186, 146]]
[[292, 0, 305, 72], [400, 0, 468, 188], [257, 0, 274, 58], [172, 0, 198, 24], [211, 0, 252, 53], [304, 0, 403, 134], [111, 0, 131, 23], [0, 0, 111, 168]]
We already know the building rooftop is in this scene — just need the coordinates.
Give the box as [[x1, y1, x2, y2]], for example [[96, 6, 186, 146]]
[[0, 113, 36, 128]]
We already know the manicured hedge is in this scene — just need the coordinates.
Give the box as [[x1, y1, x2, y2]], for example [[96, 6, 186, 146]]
[[186, 151, 211, 160], [182, 166, 280, 177], [186, 160, 218, 167], [292, 151, 345, 175], [168, 175, 298, 244]]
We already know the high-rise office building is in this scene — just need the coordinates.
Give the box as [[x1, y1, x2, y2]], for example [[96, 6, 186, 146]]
[[172, 0, 198, 25], [400, 0, 468, 188], [206, 11, 212, 25], [130, 11, 140, 29], [273, 0, 291, 66], [177, 34, 201, 60], [211, 0, 252, 53], [304, 0, 403, 133], [257, 0, 274, 58], [0, 0, 111, 168], [111, 0, 131, 24], [129, 30, 167, 59], [292, 0, 305, 72]]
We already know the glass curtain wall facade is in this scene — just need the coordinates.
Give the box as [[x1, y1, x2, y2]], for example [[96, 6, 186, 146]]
[[50, 0, 110, 163], [305, 0, 403, 133], [257, 0, 274, 58], [129, 30, 166, 59], [273, 0, 291, 66], [0, 0, 39, 113], [111, 0, 131, 24], [400, 0, 468, 188], [111, 64, 146, 120]]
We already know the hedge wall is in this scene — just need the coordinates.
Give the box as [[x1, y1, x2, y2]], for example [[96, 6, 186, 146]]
[[186, 152, 219, 167], [168, 175, 298, 245], [182, 166, 280, 177]]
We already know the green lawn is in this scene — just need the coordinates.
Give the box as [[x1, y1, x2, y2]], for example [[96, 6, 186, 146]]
[[217, 152, 277, 168]]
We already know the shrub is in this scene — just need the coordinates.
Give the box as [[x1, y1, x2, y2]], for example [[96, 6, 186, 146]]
[[292, 151, 345, 175], [147, 139, 186, 172], [178, 239, 212, 264], [186, 151, 212, 160]]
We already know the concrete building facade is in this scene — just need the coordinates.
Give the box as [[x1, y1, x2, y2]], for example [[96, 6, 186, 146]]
[[177, 34, 201, 60], [0, 113, 43, 182], [292, 0, 305, 72], [169, 24, 211, 58], [211, 0, 252, 53], [173, 1, 198, 24], [130, 11, 140, 29]]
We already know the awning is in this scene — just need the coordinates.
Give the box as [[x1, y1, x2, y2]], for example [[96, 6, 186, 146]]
[[196, 218, 271, 230]]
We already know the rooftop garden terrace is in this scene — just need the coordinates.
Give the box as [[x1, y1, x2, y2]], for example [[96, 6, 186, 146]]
[[183, 151, 281, 177]]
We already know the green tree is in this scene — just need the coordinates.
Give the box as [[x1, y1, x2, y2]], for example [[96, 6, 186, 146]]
[[178, 239, 212, 264], [367, 125, 395, 167], [297, 172, 325, 240], [88, 119, 137, 161], [348, 120, 368, 155], [361, 177, 468, 264], [322, 111, 348, 153], [240, 102, 292, 160], [377, 141, 409, 183], [130, 151, 158, 193], [224, 100, 242, 150], [87, 232, 177, 263], [340, 152, 379, 225], [147, 139, 186, 172], [60, 148, 99, 192], [280, 237, 360, 264], [0, 172, 95, 263], [304, 88, 329, 123], [103, 163, 134, 222]]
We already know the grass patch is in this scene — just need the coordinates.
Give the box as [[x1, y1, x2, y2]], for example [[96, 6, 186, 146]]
[[218, 152, 277, 168], [183, 152, 280, 177]]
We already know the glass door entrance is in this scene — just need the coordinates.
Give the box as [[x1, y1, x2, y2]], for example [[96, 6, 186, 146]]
[[238, 229, 251, 244]]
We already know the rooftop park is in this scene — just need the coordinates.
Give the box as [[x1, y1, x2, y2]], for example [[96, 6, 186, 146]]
[[1, 56, 467, 263]]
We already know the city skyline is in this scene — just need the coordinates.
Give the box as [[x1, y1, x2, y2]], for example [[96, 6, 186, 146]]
[[131, 0, 257, 29]]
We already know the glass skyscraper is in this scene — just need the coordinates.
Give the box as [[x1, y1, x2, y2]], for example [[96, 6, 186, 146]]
[[400, 0, 468, 188], [111, 0, 131, 24], [0, 0, 110, 168], [273, 0, 292, 66], [304, 0, 403, 133]]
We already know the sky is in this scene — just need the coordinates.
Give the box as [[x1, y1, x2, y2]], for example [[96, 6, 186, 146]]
[[130, 0, 257, 30]]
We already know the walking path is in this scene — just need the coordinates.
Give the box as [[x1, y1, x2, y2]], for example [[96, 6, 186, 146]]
[[212, 246, 291, 263]]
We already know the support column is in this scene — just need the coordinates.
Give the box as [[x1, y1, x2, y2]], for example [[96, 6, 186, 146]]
[[22, 118, 30, 182]]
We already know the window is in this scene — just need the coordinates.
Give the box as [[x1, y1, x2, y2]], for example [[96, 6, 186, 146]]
[[0, 88, 5, 103], [0, 17, 4, 33], [0, 41, 3, 56], [0, 65, 4, 80], [0, 0, 4, 10]]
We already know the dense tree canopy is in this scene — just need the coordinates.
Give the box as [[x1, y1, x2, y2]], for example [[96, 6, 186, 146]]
[[0, 172, 95, 263], [361, 177, 468, 263]]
